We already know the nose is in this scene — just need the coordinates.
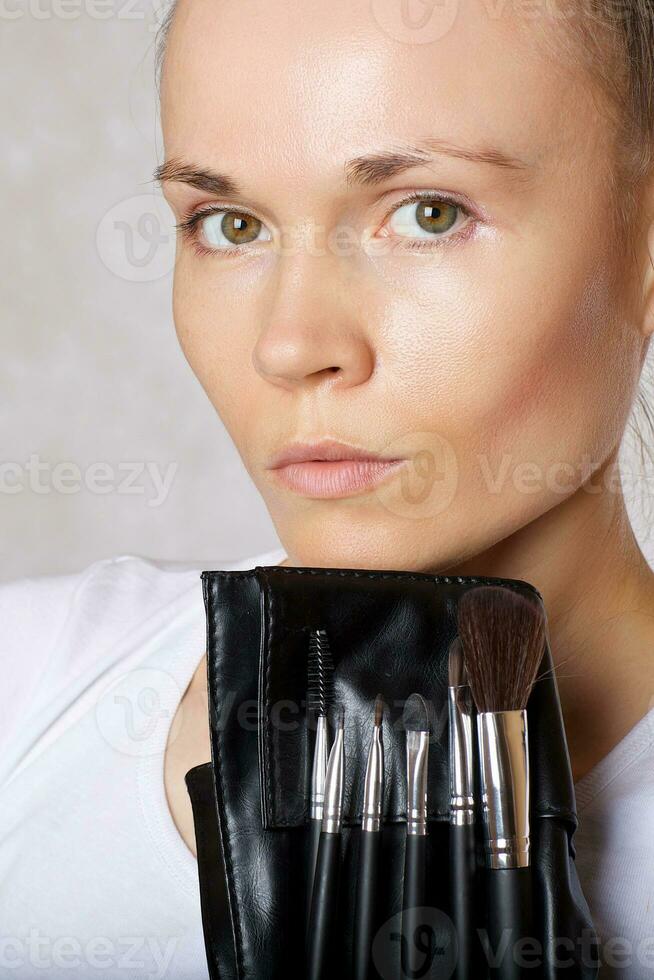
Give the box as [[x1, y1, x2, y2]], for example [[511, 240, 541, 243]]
[[252, 253, 375, 390]]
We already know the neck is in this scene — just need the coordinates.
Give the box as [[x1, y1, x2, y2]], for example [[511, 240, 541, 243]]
[[447, 452, 654, 782]]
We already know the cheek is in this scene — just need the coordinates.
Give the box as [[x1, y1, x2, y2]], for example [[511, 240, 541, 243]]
[[377, 238, 634, 503], [172, 258, 258, 428]]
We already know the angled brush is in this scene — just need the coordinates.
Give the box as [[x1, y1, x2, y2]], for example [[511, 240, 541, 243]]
[[402, 692, 431, 978], [353, 694, 385, 980]]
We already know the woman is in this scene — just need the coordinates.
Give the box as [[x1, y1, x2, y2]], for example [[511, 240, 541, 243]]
[[2, 0, 653, 975]]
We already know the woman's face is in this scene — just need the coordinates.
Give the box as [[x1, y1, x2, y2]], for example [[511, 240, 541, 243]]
[[159, 0, 649, 572]]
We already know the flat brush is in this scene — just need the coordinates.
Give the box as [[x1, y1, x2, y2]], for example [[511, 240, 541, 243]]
[[448, 636, 477, 980], [306, 629, 335, 933], [457, 585, 546, 980], [353, 694, 385, 980], [402, 692, 431, 977], [307, 705, 345, 980]]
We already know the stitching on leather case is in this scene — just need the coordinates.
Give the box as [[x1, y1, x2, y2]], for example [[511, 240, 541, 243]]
[[205, 576, 246, 979], [261, 580, 312, 828], [263, 574, 275, 832], [203, 565, 542, 601], [262, 565, 543, 600]]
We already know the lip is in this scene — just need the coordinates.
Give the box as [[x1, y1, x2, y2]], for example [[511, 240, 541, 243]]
[[267, 439, 406, 498], [268, 439, 403, 468]]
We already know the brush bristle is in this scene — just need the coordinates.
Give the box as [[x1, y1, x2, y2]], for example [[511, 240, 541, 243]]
[[447, 636, 466, 688], [373, 693, 384, 727], [307, 628, 335, 716], [402, 692, 431, 733], [457, 586, 547, 713]]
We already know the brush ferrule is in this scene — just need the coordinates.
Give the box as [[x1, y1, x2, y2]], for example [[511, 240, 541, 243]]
[[362, 725, 383, 832], [406, 730, 429, 836], [309, 714, 329, 820], [448, 685, 475, 826], [477, 710, 530, 870], [322, 722, 344, 835]]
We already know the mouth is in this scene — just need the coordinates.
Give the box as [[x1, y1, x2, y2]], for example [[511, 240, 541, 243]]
[[266, 439, 407, 498]]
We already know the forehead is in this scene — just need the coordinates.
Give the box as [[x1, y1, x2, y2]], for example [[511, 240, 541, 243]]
[[160, 0, 606, 183]]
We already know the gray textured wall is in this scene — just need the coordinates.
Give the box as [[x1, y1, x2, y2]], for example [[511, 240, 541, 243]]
[[2, 3, 652, 581], [1, 0, 281, 581]]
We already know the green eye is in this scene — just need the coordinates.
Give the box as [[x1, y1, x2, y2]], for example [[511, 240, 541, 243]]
[[201, 211, 272, 248], [388, 199, 460, 239]]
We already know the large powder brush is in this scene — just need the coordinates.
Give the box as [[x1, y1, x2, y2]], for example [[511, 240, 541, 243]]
[[458, 585, 547, 714], [457, 585, 547, 980]]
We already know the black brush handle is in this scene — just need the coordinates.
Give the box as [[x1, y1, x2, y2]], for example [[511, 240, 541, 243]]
[[403, 833, 428, 976], [487, 866, 533, 980], [307, 831, 341, 980], [306, 817, 322, 934], [353, 828, 381, 980], [450, 822, 476, 979]]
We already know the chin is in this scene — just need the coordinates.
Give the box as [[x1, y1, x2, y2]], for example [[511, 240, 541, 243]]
[[270, 514, 468, 574]]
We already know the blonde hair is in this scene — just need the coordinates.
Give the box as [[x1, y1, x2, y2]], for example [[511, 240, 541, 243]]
[[551, 1, 654, 248], [579, 0, 654, 183]]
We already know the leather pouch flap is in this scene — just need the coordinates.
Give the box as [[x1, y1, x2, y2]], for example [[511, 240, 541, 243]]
[[255, 565, 577, 830]]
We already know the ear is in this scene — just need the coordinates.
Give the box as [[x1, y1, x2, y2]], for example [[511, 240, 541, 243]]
[[641, 195, 654, 338]]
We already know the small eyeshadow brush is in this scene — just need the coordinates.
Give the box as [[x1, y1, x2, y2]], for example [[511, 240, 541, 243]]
[[457, 585, 546, 980], [353, 694, 385, 980], [307, 705, 345, 980], [306, 628, 335, 932], [448, 636, 477, 980], [402, 692, 431, 977]]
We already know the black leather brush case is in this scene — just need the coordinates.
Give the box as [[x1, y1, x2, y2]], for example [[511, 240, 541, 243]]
[[185, 563, 599, 979]]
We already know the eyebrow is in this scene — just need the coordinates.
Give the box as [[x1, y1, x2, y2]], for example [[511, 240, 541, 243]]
[[345, 138, 535, 186], [152, 138, 535, 194]]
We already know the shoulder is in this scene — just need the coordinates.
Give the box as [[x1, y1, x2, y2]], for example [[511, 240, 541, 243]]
[[0, 547, 285, 752], [0, 553, 201, 663], [0, 555, 199, 762]]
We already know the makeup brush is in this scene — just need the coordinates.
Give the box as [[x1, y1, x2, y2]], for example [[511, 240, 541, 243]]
[[353, 694, 385, 980], [448, 636, 477, 980], [457, 585, 546, 980], [306, 629, 335, 932], [402, 692, 431, 978], [307, 704, 345, 980]]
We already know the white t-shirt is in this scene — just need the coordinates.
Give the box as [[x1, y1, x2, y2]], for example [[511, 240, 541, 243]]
[[573, 711, 654, 977], [0, 551, 652, 978], [0, 547, 286, 979]]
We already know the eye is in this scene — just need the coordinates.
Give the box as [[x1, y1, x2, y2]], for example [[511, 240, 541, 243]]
[[380, 193, 473, 250], [175, 207, 272, 256]]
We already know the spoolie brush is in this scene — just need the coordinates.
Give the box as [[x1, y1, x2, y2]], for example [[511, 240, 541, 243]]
[[306, 629, 336, 934], [401, 693, 431, 978], [457, 585, 547, 980]]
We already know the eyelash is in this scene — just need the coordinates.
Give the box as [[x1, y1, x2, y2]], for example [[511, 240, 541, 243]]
[[174, 190, 477, 259]]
